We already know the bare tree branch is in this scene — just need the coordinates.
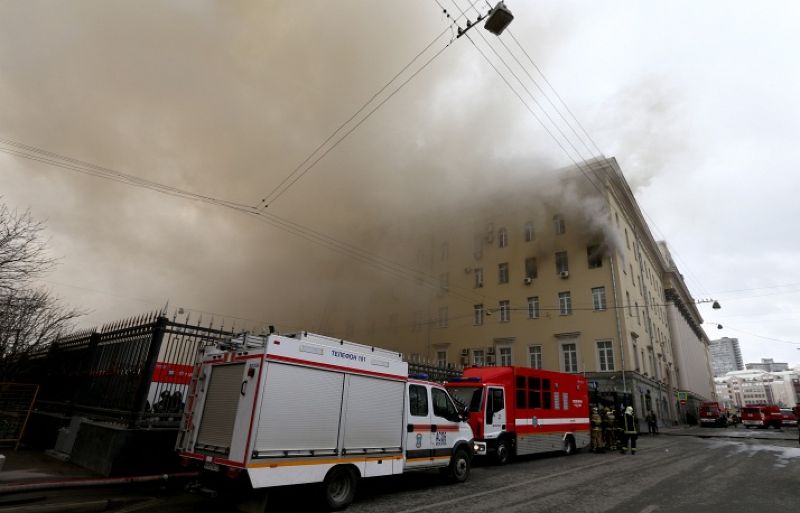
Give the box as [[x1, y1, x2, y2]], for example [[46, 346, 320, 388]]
[[0, 198, 84, 378]]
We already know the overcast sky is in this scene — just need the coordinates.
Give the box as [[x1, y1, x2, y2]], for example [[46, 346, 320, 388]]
[[1, 1, 799, 366]]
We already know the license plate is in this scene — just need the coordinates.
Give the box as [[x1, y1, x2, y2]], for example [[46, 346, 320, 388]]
[[204, 461, 220, 472]]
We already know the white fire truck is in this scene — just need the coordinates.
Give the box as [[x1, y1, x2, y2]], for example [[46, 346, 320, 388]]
[[177, 332, 474, 510]]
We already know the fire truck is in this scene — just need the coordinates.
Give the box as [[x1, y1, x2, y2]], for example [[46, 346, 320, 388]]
[[741, 404, 783, 429], [176, 332, 474, 510], [698, 402, 728, 427], [445, 366, 589, 464]]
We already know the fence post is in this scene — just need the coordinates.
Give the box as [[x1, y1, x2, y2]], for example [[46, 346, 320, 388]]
[[128, 316, 167, 428], [72, 331, 100, 413]]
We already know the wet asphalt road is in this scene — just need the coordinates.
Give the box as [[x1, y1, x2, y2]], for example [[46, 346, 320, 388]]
[[2, 427, 798, 513]]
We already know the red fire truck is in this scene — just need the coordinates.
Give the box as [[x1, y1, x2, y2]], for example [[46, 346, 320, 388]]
[[445, 367, 590, 464]]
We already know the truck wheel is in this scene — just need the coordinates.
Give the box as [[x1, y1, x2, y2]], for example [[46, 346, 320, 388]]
[[495, 440, 512, 465], [323, 466, 357, 511], [563, 436, 576, 456], [448, 448, 471, 483]]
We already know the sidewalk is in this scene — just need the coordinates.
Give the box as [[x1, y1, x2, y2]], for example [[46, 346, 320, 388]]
[[0, 449, 96, 487], [657, 424, 799, 441]]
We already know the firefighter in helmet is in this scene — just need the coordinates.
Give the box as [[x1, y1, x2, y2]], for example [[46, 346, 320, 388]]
[[620, 406, 639, 455], [590, 406, 603, 452], [603, 407, 617, 451]]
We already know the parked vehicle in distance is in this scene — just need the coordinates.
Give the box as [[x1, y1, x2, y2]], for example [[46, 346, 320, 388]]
[[741, 404, 782, 429], [779, 408, 797, 427], [699, 402, 728, 428]]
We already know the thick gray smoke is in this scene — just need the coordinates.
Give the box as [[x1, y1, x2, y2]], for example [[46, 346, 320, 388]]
[[0, 1, 651, 336]]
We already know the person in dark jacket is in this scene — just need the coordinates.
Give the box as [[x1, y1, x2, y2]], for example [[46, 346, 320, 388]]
[[620, 406, 639, 455], [590, 407, 604, 452]]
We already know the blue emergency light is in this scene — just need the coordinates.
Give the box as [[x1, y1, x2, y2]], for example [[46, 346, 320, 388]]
[[448, 376, 481, 382]]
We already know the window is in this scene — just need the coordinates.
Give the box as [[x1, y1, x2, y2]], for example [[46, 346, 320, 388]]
[[625, 229, 630, 249], [474, 267, 484, 288], [562, 343, 578, 373], [473, 235, 483, 260], [553, 214, 566, 235], [438, 306, 448, 328], [597, 340, 615, 371], [626, 291, 632, 316], [498, 263, 509, 284], [592, 286, 607, 311], [439, 272, 449, 291], [436, 350, 447, 368], [412, 311, 422, 332], [558, 291, 572, 315], [498, 227, 508, 248], [473, 349, 485, 367], [633, 342, 641, 371], [528, 345, 542, 369], [524, 222, 534, 242], [527, 296, 540, 319], [525, 257, 538, 279], [635, 302, 640, 324], [587, 245, 602, 268], [555, 251, 569, 274], [473, 304, 484, 326], [499, 300, 511, 322], [499, 346, 512, 366], [432, 387, 460, 422], [409, 384, 428, 416]]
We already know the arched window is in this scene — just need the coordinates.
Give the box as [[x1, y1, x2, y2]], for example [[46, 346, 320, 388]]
[[524, 222, 534, 242], [498, 227, 508, 248]]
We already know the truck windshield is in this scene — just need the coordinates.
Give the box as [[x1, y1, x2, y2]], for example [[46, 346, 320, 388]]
[[447, 387, 482, 413]]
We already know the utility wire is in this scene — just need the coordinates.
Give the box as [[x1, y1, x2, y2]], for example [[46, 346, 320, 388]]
[[445, 0, 605, 196], [1, 138, 488, 307], [257, 0, 484, 209]]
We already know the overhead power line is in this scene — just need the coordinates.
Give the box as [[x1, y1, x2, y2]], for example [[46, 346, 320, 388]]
[[257, 0, 484, 209], [0, 138, 488, 307]]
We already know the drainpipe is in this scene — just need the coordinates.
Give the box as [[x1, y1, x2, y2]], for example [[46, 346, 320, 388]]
[[609, 256, 627, 399]]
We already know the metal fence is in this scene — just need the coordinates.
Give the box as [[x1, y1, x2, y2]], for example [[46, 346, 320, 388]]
[[0, 382, 39, 449], [406, 358, 463, 383], [12, 312, 463, 429], [16, 311, 234, 428]]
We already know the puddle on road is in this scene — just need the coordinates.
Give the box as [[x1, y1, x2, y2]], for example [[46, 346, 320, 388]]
[[703, 439, 800, 469]]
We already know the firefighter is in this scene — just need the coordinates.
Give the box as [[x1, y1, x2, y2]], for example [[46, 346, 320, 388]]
[[620, 406, 639, 455], [590, 407, 603, 452], [603, 407, 617, 451]]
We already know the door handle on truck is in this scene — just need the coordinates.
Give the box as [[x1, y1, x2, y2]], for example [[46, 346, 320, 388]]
[[241, 381, 247, 396]]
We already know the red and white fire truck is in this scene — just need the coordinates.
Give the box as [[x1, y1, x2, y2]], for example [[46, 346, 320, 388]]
[[445, 366, 590, 464], [177, 332, 474, 510]]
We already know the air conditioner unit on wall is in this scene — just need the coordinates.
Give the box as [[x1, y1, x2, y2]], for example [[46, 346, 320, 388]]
[[460, 348, 470, 357], [559, 270, 570, 279], [524, 277, 533, 285]]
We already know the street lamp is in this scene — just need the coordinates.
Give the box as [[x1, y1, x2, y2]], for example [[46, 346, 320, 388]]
[[455, 1, 515, 39], [695, 298, 721, 309]]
